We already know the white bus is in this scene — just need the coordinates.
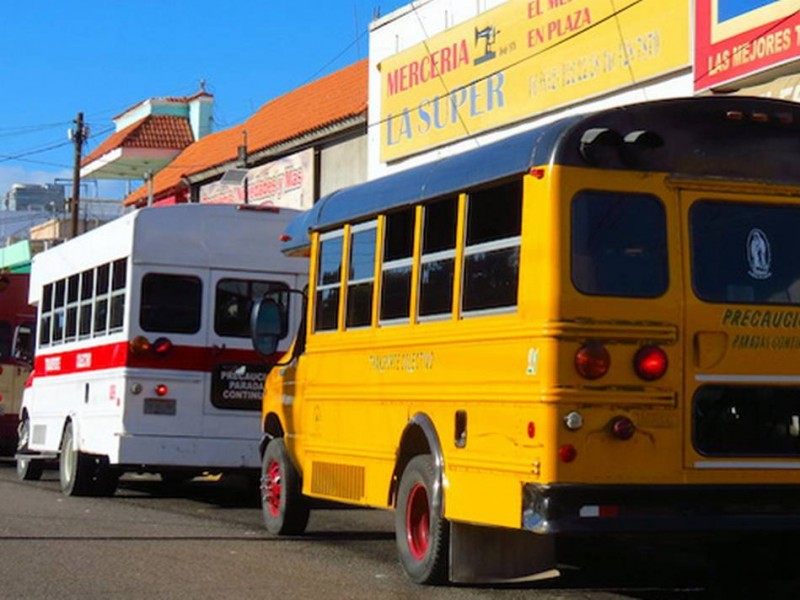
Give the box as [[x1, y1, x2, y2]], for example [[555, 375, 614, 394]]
[[16, 204, 305, 496]]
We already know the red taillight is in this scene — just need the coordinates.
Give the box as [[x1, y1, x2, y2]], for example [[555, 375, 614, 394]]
[[527, 421, 536, 439], [155, 384, 169, 397], [558, 444, 577, 463], [609, 416, 636, 440], [0, 365, 3, 376], [574, 343, 610, 380], [130, 336, 151, 355], [152, 337, 173, 356], [634, 345, 668, 381]]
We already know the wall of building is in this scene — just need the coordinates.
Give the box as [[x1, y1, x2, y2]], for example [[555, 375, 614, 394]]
[[319, 134, 368, 198], [367, 0, 693, 179]]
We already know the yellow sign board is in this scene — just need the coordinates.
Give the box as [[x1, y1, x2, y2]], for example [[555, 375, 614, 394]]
[[379, 0, 690, 162]]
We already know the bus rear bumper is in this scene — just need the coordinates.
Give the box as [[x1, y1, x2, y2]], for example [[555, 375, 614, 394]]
[[523, 483, 800, 534], [116, 434, 261, 470]]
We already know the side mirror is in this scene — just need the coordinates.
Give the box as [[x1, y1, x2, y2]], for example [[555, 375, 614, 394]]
[[250, 298, 287, 356]]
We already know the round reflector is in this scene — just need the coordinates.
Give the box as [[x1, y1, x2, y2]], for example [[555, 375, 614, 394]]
[[558, 444, 577, 463], [574, 343, 610, 380], [634, 345, 668, 381], [155, 384, 169, 397], [609, 416, 636, 440]]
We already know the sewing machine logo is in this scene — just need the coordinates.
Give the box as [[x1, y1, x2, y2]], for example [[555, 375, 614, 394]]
[[474, 25, 500, 66]]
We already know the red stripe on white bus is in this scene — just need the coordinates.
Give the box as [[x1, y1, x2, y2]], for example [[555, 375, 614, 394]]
[[34, 341, 279, 377]]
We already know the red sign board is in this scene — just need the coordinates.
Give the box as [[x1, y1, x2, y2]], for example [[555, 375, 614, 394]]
[[695, 0, 800, 92]]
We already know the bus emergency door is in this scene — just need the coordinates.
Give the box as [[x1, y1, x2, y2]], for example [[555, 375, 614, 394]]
[[680, 187, 800, 471], [203, 269, 299, 437]]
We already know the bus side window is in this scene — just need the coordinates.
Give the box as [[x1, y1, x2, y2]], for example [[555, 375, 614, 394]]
[[0, 320, 11, 360], [419, 196, 458, 319], [39, 283, 53, 348], [346, 221, 377, 328], [315, 230, 344, 332], [380, 208, 415, 324], [79, 269, 94, 339], [462, 179, 522, 313]]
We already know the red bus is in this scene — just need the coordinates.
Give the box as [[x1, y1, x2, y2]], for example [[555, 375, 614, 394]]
[[0, 273, 35, 454]]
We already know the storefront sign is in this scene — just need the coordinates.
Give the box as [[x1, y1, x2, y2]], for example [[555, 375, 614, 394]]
[[200, 148, 314, 209], [379, 0, 689, 162], [695, 0, 800, 92]]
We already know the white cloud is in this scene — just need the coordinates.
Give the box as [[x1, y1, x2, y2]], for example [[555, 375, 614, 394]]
[[0, 165, 68, 199]]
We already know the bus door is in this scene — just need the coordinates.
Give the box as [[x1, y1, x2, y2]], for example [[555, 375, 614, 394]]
[[203, 270, 296, 438], [680, 187, 800, 470]]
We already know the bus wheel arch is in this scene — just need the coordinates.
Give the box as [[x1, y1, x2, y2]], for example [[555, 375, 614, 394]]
[[260, 412, 285, 456], [390, 413, 444, 508]]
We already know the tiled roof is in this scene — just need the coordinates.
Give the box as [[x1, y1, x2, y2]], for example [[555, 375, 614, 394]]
[[124, 60, 368, 207], [82, 115, 195, 167]]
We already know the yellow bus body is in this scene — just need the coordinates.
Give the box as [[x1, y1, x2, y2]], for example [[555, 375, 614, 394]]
[[260, 96, 800, 583]]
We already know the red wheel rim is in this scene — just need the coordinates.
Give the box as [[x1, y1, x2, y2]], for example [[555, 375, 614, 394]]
[[405, 483, 430, 560], [263, 459, 282, 517]]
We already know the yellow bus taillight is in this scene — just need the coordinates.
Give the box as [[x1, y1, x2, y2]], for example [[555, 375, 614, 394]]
[[633, 345, 668, 381], [574, 343, 610, 380]]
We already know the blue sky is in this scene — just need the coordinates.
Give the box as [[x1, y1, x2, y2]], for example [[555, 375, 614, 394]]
[[0, 1, 408, 203]]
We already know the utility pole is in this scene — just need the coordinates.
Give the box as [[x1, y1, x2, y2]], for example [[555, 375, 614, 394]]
[[69, 112, 87, 239], [239, 130, 249, 205]]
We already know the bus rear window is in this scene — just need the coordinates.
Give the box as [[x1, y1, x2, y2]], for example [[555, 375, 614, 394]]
[[140, 274, 202, 334], [571, 191, 668, 298], [691, 200, 800, 305]]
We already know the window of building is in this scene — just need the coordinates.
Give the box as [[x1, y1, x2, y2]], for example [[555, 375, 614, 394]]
[[315, 230, 344, 332], [380, 208, 415, 323], [462, 180, 522, 313], [419, 196, 458, 319], [346, 221, 377, 328], [140, 273, 202, 334]]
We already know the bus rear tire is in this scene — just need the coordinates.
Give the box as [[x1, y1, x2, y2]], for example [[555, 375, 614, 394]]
[[16, 416, 43, 481], [395, 454, 449, 585], [59, 422, 95, 497], [260, 438, 310, 535]]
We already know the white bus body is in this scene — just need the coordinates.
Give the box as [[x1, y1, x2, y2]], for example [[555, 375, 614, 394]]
[[17, 204, 306, 495]]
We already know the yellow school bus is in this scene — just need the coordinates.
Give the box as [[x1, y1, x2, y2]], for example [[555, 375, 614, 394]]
[[252, 96, 800, 584]]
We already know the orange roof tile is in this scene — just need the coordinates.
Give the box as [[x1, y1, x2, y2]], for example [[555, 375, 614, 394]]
[[82, 115, 195, 167], [124, 60, 368, 207]]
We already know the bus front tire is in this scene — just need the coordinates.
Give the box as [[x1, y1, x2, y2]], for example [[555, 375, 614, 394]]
[[16, 455, 44, 481], [260, 438, 310, 535], [59, 422, 95, 497], [16, 417, 43, 481], [395, 454, 449, 585]]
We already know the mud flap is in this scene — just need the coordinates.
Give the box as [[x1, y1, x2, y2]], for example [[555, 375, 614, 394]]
[[449, 521, 560, 584]]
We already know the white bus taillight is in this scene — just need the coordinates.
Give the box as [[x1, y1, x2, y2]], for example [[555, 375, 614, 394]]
[[574, 343, 610, 380], [130, 336, 151, 355], [633, 345, 668, 381], [152, 337, 173, 357]]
